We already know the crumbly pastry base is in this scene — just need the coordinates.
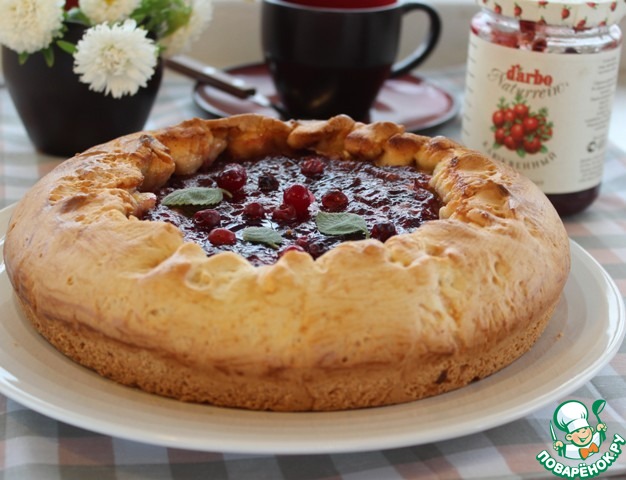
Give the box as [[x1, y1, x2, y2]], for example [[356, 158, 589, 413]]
[[17, 294, 556, 411], [4, 114, 570, 411]]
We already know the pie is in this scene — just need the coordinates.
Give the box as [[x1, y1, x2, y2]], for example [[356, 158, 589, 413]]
[[3, 114, 570, 411]]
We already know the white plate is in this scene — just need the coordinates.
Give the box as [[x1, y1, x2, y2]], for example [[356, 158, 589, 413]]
[[0, 203, 624, 454]]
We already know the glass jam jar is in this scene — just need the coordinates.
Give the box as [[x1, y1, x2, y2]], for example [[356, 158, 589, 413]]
[[462, 0, 625, 216]]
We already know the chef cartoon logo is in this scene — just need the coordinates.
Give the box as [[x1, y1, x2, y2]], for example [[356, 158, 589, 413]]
[[551, 400, 606, 460], [536, 399, 626, 479]]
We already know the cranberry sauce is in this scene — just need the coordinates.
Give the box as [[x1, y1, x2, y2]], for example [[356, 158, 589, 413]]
[[143, 155, 441, 266]]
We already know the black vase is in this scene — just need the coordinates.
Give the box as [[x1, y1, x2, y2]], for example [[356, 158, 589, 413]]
[[2, 24, 163, 157]]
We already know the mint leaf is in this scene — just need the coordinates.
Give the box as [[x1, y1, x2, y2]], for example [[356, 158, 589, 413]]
[[242, 227, 283, 249], [161, 187, 225, 207], [316, 212, 369, 238]]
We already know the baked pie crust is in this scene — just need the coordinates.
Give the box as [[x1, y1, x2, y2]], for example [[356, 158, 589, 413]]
[[3, 114, 570, 411]]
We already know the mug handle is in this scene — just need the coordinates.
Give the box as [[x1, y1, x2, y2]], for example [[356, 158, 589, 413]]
[[390, 1, 441, 78]]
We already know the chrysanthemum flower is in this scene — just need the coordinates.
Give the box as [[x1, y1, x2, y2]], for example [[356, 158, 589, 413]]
[[161, 0, 212, 56], [0, 0, 64, 54], [79, 0, 141, 24], [73, 20, 158, 98]]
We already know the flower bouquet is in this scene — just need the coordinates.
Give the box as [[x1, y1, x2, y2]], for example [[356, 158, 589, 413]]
[[0, 0, 212, 155]]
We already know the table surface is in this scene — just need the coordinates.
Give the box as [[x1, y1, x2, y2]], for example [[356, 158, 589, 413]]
[[1, 67, 625, 480]]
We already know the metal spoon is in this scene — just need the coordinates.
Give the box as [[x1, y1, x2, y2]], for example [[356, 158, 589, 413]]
[[164, 55, 288, 118]]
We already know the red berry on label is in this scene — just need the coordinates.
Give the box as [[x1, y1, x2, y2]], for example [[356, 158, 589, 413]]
[[492, 110, 505, 127], [513, 103, 528, 119], [523, 116, 539, 133], [510, 123, 525, 141], [208, 228, 236, 246], [543, 127, 553, 139], [504, 109, 516, 123], [283, 184, 313, 214], [217, 164, 247, 192], [504, 136, 520, 151], [523, 137, 542, 154], [494, 128, 506, 145]]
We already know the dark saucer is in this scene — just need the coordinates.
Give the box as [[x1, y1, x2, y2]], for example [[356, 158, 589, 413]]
[[193, 63, 459, 132]]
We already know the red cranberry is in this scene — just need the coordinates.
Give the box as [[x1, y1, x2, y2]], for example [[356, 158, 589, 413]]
[[283, 184, 313, 214], [278, 245, 306, 257], [217, 164, 247, 192], [258, 173, 279, 191], [295, 236, 310, 249], [321, 190, 349, 212], [193, 209, 221, 230], [371, 222, 397, 242], [307, 241, 327, 258], [300, 157, 325, 176], [243, 202, 266, 219], [208, 228, 236, 246], [272, 204, 298, 223]]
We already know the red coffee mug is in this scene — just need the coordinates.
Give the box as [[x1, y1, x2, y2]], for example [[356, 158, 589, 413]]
[[282, 0, 396, 7]]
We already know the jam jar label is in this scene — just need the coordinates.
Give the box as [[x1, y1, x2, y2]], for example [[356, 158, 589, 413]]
[[462, 33, 622, 194]]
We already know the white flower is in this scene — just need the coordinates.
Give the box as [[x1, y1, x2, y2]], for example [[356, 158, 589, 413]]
[[79, 0, 141, 24], [161, 0, 212, 56], [73, 20, 158, 99], [0, 0, 64, 54]]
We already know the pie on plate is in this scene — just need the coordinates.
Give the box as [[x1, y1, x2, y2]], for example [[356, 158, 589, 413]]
[[3, 114, 570, 411]]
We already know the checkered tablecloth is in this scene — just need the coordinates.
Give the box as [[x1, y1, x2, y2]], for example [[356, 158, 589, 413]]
[[1, 68, 626, 480]]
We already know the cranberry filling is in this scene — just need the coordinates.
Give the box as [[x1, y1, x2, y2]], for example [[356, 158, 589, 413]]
[[143, 155, 441, 266]]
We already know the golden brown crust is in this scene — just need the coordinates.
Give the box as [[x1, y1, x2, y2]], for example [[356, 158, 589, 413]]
[[3, 114, 570, 411]]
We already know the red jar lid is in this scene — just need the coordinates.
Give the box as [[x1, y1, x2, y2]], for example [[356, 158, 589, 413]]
[[478, 0, 626, 28]]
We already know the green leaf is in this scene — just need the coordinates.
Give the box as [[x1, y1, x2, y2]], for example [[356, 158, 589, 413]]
[[131, 0, 192, 39], [161, 187, 225, 207], [242, 227, 283, 249], [64, 8, 91, 26], [42, 47, 54, 67], [56, 40, 76, 55], [316, 212, 369, 238], [17, 52, 30, 65]]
